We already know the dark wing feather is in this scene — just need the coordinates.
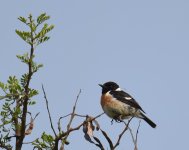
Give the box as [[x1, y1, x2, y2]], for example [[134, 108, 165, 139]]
[[110, 90, 145, 113]]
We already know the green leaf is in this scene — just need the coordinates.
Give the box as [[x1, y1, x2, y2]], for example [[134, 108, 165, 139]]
[[18, 16, 27, 24], [37, 64, 43, 69], [0, 96, 6, 100], [31, 22, 37, 32], [37, 13, 50, 25], [20, 73, 29, 87], [28, 89, 39, 98], [14, 107, 21, 116], [28, 100, 36, 105], [38, 36, 50, 45], [35, 24, 54, 45], [15, 30, 31, 44], [0, 82, 5, 90], [41, 132, 54, 142], [16, 53, 30, 64]]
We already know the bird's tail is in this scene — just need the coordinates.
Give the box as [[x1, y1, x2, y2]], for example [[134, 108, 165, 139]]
[[140, 113, 156, 128]]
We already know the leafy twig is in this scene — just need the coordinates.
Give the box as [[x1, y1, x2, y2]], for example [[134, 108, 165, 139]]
[[17, 15, 35, 150]]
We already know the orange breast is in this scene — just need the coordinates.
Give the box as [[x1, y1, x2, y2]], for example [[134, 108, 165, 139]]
[[101, 93, 133, 119], [101, 94, 113, 108]]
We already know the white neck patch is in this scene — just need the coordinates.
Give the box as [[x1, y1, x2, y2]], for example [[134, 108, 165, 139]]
[[115, 88, 122, 91]]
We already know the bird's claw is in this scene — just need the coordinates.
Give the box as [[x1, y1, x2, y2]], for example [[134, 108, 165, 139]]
[[111, 116, 123, 125]]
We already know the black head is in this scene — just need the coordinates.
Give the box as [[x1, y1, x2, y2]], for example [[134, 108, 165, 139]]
[[99, 81, 119, 94]]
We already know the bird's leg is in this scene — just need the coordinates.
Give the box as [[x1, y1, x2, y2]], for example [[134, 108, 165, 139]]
[[113, 115, 123, 123], [111, 119, 114, 125], [111, 117, 120, 125]]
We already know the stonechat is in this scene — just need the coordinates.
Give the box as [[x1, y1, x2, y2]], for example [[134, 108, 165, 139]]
[[99, 81, 156, 128]]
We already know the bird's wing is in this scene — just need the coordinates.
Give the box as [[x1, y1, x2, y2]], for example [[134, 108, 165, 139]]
[[110, 90, 145, 113]]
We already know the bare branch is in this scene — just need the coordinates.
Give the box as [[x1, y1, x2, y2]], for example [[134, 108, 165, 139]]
[[23, 139, 37, 145], [26, 112, 40, 127], [113, 117, 133, 149], [42, 84, 57, 137], [134, 120, 141, 150], [60, 113, 86, 120], [54, 113, 104, 150], [128, 120, 141, 150], [129, 127, 135, 145], [59, 113, 104, 139], [60, 89, 81, 149], [67, 89, 81, 131]]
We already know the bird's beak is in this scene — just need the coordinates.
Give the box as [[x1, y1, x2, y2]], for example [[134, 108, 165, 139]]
[[98, 84, 104, 88]]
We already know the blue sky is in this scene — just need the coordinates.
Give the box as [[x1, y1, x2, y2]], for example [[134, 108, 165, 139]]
[[1, 0, 189, 149]]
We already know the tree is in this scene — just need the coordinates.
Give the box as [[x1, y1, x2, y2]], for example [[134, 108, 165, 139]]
[[0, 13, 140, 150]]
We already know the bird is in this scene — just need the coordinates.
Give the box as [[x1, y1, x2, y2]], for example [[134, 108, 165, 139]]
[[99, 81, 156, 128]]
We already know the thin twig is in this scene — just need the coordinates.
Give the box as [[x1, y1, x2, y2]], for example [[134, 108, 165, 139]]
[[129, 127, 135, 144], [67, 89, 81, 130], [113, 117, 133, 149], [62, 90, 81, 147], [26, 112, 40, 127], [60, 113, 86, 120], [128, 120, 141, 150], [134, 120, 141, 150], [57, 113, 90, 132], [23, 139, 37, 145], [42, 84, 57, 137], [54, 90, 82, 150]]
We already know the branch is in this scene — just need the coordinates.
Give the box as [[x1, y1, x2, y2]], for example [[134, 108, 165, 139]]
[[67, 89, 81, 132], [59, 89, 81, 150], [17, 15, 35, 150], [113, 117, 133, 149], [54, 113, 104, 150], [134, 120, 141, 150], [62, 113, 104, 138], [83, 116, 133, 150], [128, 120, 141, 150], [129, 127, 135, 145], [42, 84, 57, 137], [58, 113, 86, 132]]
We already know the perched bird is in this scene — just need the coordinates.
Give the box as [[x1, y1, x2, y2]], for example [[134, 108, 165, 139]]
[[99, 81, 156, 128]]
